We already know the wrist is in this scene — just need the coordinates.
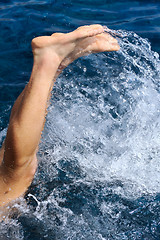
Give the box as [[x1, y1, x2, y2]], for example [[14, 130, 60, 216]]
[[33, 50, 61, 66], [32, 51, 61, 77]]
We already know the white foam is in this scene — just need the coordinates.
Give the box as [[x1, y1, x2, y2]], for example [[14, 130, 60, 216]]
[[40, 31, 160, 198], [1, 30, 160, 239]]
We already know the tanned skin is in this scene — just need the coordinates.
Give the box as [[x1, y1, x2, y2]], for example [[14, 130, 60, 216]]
[[0, 25, 120, 207]]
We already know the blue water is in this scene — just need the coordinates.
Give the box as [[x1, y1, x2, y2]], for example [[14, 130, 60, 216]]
[[0, 0, 160, 239]]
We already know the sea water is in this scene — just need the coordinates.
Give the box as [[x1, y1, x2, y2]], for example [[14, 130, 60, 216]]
[[0, 1, 160, 239]]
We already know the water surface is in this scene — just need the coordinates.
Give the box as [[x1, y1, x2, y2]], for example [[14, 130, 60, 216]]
[[0, 1, 160, 239]]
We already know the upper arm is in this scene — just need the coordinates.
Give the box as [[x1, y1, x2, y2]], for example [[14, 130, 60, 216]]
[[4, 120, 39, 168], [0, 117, 38, 206], [0, 146, 37, 207]]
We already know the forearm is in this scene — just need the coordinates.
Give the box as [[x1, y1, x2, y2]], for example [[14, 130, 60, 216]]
[[4, 55, 60, 167]]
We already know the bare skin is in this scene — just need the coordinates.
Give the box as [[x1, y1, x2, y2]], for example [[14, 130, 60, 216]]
[[0, 24, 120, 207]]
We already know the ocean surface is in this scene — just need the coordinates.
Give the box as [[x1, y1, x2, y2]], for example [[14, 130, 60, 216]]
[[0, 0, 160, 239]]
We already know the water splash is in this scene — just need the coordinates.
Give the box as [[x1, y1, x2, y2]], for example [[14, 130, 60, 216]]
[[1, 30, 160, 239], [103, 25, 123, 38], [41, 29, 160, 195]]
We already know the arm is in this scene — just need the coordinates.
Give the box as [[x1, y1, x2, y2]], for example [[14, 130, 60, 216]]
[[0, 54, 61, 206], [0, 24, 119, 206]]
